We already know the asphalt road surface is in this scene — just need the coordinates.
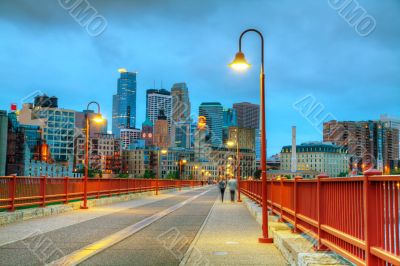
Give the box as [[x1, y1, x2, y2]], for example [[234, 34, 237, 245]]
[[0, 187, 217, 266]]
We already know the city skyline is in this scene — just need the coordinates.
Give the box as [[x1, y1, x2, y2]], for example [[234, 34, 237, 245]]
[[0, 0, 399, 155]]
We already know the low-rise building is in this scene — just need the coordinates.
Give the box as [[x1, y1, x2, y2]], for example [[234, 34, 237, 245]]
[[209, 146, 256, 179], [74, 133, 120, 174], [280, 142, 349, 177]]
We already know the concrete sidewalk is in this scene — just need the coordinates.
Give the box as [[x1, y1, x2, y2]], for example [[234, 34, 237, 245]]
[[183, 194, 288, 266]]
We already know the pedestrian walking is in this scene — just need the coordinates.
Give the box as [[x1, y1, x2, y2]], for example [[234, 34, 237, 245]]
[[218, 179, 226, 202], [227, 177, 237, 202]]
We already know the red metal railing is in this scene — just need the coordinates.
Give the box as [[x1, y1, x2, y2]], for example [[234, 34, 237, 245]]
[[0, 176, 203, 212], [240, 173, 400, 266]]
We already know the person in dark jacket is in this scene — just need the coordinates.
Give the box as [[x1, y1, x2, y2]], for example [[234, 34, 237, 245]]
[[218, 179, 227, 202]]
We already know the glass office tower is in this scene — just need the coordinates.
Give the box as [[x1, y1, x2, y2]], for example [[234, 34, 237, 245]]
[[112, 69, 137, 137]]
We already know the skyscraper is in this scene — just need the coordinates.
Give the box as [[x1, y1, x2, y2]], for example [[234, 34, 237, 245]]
[[112, 69, 137, 137], [232, 102, 260, 161], [146, 89, 172, 125], [199, 102, 223, 147], [233, 102, 260, 129], [171, 83, 191, 148], [222, 108, 237, 144], [223, 108, 237, 127], [171, 83, 191, 123]]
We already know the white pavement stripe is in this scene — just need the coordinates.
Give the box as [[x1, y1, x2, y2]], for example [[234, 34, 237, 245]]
[[48, 188, 213, 266], [179, 195, 218, 266]]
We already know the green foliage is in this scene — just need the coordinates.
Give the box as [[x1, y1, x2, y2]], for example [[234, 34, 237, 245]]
[[253, 169, 261, 179], [118, 173, 130, 178], [338, 171, 349, 177], [166, 171, 179, 179], [143, 170, 156, 179], [391, 169, 400, 175], [76, 168, 102, 178]]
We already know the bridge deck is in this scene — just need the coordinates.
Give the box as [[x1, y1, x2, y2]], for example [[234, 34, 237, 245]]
[[0, 187, 287, 265]]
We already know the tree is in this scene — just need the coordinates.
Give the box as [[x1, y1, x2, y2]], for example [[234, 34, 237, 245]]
[[391, 169, 400, 175], [166, 171, 179, 179], [143, 170, 156, 179], [118, 173, 129, 178], [338, 171, 349, 177], [253, 169, 261, 179]]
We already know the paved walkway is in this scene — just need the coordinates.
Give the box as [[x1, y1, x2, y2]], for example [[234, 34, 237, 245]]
[[184, 192, 288, 266]]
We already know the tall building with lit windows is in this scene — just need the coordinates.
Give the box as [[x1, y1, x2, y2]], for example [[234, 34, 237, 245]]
[[199, 102, 223, 147], [112, 69, 137, 137], [146, 89, 172, 126], [233, 102, 259, 129], [171, 83, 190, 123], [233, 102, 260, 161]]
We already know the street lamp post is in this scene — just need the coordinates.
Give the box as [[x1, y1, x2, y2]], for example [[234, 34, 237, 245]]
[[227, 131, 242, 202], [229, 29, 273, 243], [178, 157, 187, 190], [156, 148, 168, 195], [81, 101, 104, 209]]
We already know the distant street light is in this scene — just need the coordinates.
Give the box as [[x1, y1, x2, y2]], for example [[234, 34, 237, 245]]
[[178, 157, 187, 190], [229, 29, 273, 243], [156, 148, 168, 195], [81, 101, 104, 209], [227, 130, 242, 202]]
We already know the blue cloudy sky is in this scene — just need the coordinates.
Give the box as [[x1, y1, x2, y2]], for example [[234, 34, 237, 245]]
[[0, 0, 399, 155]]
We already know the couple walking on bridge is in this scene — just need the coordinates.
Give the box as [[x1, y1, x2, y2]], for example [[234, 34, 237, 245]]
[[218, 177, 238, 202]]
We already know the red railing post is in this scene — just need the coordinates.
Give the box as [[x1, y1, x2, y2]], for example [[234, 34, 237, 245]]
[[64, 176, 69, 204], [292, 176, 302, 233], [269, 179, 273, 210], [278, 177, 285, 222], [8, 175, 16, 212], [315, 173, 329, 250], [97, 179, 100, 199], [118, 178, 121, 196], [363, 168, 382, 265], [40, 175, 47, 208], [155, 178, 159, 196]]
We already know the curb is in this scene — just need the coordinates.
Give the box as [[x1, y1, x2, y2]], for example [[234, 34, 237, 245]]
[[242, 197, 353, 266]]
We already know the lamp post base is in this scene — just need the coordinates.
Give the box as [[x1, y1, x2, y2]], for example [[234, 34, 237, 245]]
[[80, 206, 89, 210], [258, 237, 273, 244]]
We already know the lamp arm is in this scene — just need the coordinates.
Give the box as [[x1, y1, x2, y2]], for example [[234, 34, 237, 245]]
[[238, 29, 264, 72], [87, 101, 101, 114]]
